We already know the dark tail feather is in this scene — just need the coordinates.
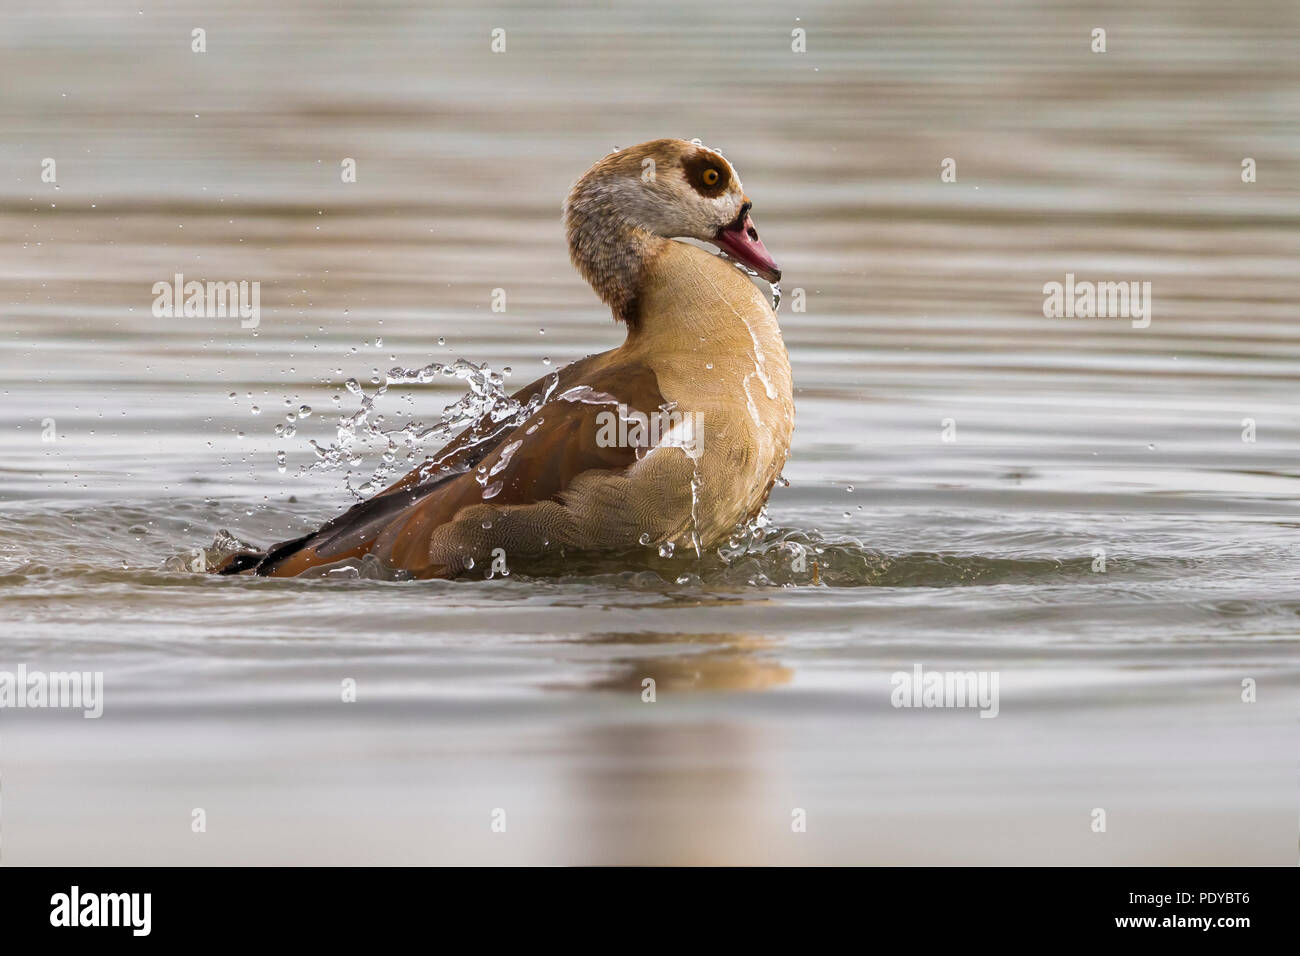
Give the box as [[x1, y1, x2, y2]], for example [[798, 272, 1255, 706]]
[[242, 469, 465, 577], [209, 531, 317, 575], [250, 531, 319, 575], [213, 550, 269, 575]]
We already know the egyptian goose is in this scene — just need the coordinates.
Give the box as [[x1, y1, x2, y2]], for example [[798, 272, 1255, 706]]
[[218, 139, 794, 578]]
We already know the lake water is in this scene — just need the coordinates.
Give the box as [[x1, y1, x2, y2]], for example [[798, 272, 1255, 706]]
[[1, 0, 1297, 864]]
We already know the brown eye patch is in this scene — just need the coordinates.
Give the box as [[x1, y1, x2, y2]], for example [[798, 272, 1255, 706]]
[[682, 151, 731, 197]]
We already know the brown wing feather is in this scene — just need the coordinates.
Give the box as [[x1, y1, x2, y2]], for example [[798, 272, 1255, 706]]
[[254, 351, 666, 577]]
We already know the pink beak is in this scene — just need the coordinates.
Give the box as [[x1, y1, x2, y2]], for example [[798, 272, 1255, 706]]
[[714, 208, 781, 282]]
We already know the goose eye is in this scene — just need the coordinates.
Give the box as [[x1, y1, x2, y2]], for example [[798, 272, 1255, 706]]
[[702, 168, 719, 186]]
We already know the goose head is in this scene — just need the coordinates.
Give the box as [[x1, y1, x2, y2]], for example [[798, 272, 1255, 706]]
[[564, 139, 781, 324]]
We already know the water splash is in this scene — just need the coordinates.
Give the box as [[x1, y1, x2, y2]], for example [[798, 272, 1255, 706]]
[[295, 358, 543, 499], [165, 528, 258, 573], [556, 385, 619, 406], [687, 468, 703, 557]]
